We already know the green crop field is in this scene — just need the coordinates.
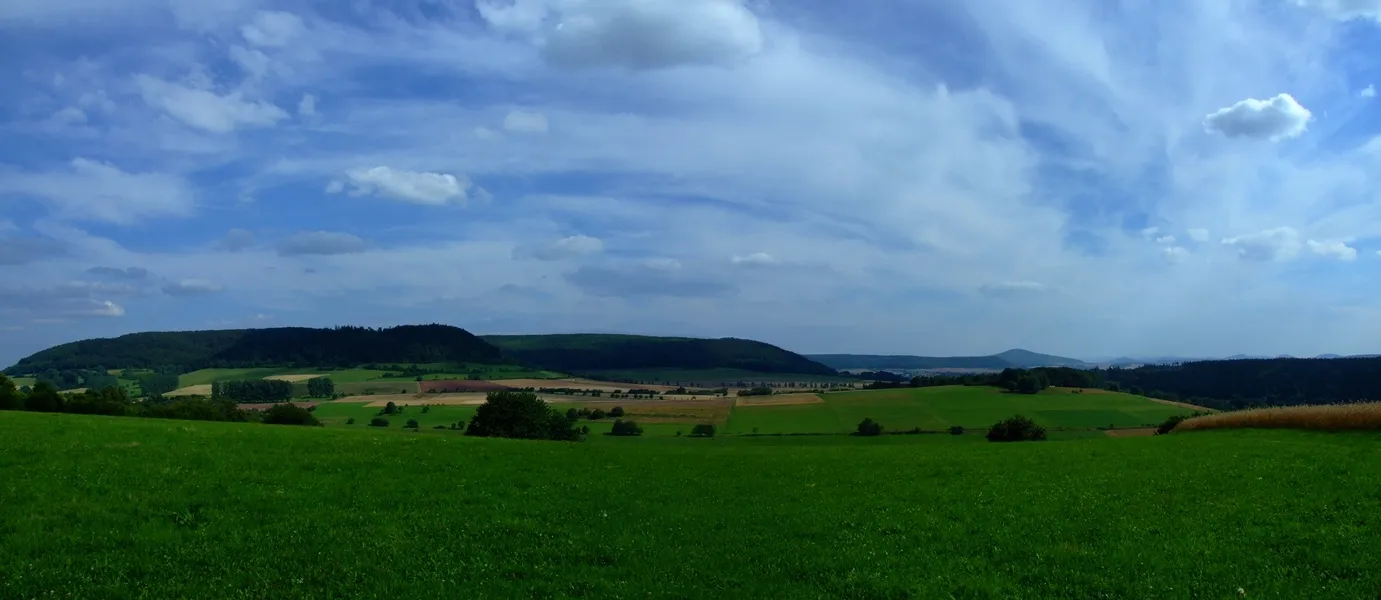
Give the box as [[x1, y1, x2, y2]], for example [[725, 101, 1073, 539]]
[[11, 377, 35, 388], [583, 368, 854, 385], [728, 386, 1186, 434], [1, 411, 1379, 598], [178, 368, 314, 387]]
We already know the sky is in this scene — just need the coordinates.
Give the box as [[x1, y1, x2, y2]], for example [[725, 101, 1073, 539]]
[[5, 0, 1381, 367]]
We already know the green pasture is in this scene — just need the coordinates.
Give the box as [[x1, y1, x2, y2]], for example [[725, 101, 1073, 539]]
[[2, 411, 1379, 599], [11, 377, 35, 388]]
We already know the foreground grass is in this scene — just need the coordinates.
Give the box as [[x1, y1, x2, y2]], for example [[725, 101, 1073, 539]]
[[3, 412, 1380, 599]]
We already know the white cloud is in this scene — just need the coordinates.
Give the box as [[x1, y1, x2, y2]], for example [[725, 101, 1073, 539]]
[[538, 0, 764, 69], [1307, 239, 1358, 261], [241, 10, 303, 47], [476, 0, 549, 35], [1363, 84, 1377, 99], [1222, 227, 1303, 262], [1140, 227, 1160, 239], [162, 279, 224, 296], [1203, 93, 1312, 141], [47, 107, 87, 125], [731, 252, 778, 266], [1155, 235, 1176, 245], [1162, 246, 1191, 263], [298, 94, 316, 116], [474, 126, 503, 140], [514, 235, 604, 261], [135, 75, 288, 133], [229, 45, 271, 80], [82, 300, 125, 317], [335, 166, 472, 205], [643, 258, 682, 271], [503, 110, 549, 134], [1187, 228, 1210, 243], [275, 231, 371, 256], [1293, 0, 1381, 21], [0, 159, 193, 224]]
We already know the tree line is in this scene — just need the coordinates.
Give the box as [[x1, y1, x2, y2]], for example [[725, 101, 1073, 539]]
[[0, 375, 317, 425]]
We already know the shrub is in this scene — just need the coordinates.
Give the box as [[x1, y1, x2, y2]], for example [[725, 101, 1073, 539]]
[[856, 417, 884, 436], [609, 406, 625, 418], [566, 408, 580, 421], [23, 381, 64, 413], [262, 404, 322, 426], [421, 405, 430, 414], [986, 415, 1046, 442], [346, 417, 356, 425], [433, 425, 447, 429], [369, 417, 389, 427], [949, 425, 964, 435], [580, 425, 590, 435], [0, 375, 20, 411], [588, 408, 607, 420], [465, 391, 578, 441], [689, 423, 716, 438], [383, 401, 398, 415], [405, 419, 420, 429], [609, 419, 643, 436]]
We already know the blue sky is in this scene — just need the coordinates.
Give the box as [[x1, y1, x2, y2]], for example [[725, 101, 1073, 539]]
[[5, 0, 1381, 367]]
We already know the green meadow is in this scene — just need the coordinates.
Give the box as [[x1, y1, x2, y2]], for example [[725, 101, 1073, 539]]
[[1, 411, 1379, 599]]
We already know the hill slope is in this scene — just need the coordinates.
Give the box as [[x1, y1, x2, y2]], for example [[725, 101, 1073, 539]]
[[809, 349, 1088, 370], [6, 325, 502, 374], [483, 333, 837, 376]]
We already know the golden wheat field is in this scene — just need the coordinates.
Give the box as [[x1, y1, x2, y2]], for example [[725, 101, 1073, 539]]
[[1175, 402, 1381, 432]]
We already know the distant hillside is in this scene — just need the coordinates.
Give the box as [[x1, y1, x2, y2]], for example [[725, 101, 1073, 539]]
[[483, 334, 837, 376], [1106, 356, 1381, 410], [6, 325, 502, 374], [808, 349, 1088, 371]]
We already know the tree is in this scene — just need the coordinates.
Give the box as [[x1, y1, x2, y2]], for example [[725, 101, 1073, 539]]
[[609, 419, 643, 436], [465, 391, 578, 441], [405, 419, 420, 429], [588, 408, 607, 420], [566, 407, 580, 421], [949, 425, 964, 435], [346, 417, 356, 425], [383, 401, 398, 415], [689, 423, 716, 438], [0, 375, 19, 411], [64, 386, 132, 416], [609, 406, 625, 418], [306, 377, 335, 398], [24, 381, 63, 413], [262, 404, 321, 426], [856, 417, 883, 436]]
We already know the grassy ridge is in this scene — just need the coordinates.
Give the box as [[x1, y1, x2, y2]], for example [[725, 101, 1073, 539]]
[[2, 412, 1380, 598]]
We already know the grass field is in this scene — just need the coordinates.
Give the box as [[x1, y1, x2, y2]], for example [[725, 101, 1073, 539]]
[[1, 411, 1379, 598], [727, 386, 1184, 434], [11, 377, 35, 388], [582, 368, 855, 385]]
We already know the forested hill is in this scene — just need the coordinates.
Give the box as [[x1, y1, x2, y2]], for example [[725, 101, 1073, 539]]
[[5, 325, 502, 374], [482, 334, 838, 375], [810, 349, 1088, 370], [1104, 357, 1381, 409]]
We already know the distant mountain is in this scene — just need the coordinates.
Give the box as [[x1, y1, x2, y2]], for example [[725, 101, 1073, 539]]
[[5, 325, 502, 374], [483, 334, 837, 376], [808, 349, 1088, 371]]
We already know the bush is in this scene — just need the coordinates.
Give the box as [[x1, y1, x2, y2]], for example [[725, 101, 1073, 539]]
[[986, 415, 1046, 442], [609, 419, 643, 436], [24, 381, 63, 413], [566, 407, 580, 421], [465, 391, 578, 441], [433, 425, 447, 429], [1157, 411, 1211, 434], [689, 423, 716, 438], [949, 425, 964, 435], [369, 417, 389, 427], [580, 425, 590, 435], [609, 406, 625, 418], [262, 404, 322, 426], [405, 419, 420, 429], [346, 417, 356, 425], [383, 401, 398, 415], [421, 405, 430, 414], [0, 375, 21, 411], [588, 408, 607, 420], [856, 417, 883, 436]]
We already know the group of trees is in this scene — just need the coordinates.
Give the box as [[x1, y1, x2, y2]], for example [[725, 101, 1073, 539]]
[[305, 377, 335, 398], [463, 391, 580, 441], [211, 380, 294, 403], [0, 374, 319, 426], [564, 406, 627, 421]]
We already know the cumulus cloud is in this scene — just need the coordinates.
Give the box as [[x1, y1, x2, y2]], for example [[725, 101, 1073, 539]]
[[503, 109, 549, 133], [1162, 246, 1190, 264], [1203, 94, 1312, 141], [1363, 84, 1377, 99], [731, 252, 779, 266], [1154, 235, 1177, 245], [0, 158, 193, 224], [1187, 228, 1210, 243], [513, 235, 604, 260], [1139, 227, 1160, 239], [0, 237, 66, 265], [476, 0, 549, 34], [538, 0, 764, 69], [86, 266, 150, 280], [333, 166, 472, 205], [275, 231, 371, 256], [1307, 239, 1358, 261], [162, 279, 225, 296], [1222, 227, 1303, 261], [229, 45, 271, 80], [978, 281, 1049, 297], [220, 229, 256, 252], [1293, 0, 1381, 21], [241, 10, 303, 47], [297, 93, 316, 116], [136, 75, 288, 133]]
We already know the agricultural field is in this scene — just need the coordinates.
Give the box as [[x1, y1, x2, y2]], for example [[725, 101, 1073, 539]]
[[178, 368, 312, 387], [10, 377, 35, 388], [727, 386, 1188, 435], [581, 368, 856, 386], [2, 411, 1379, 598]]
